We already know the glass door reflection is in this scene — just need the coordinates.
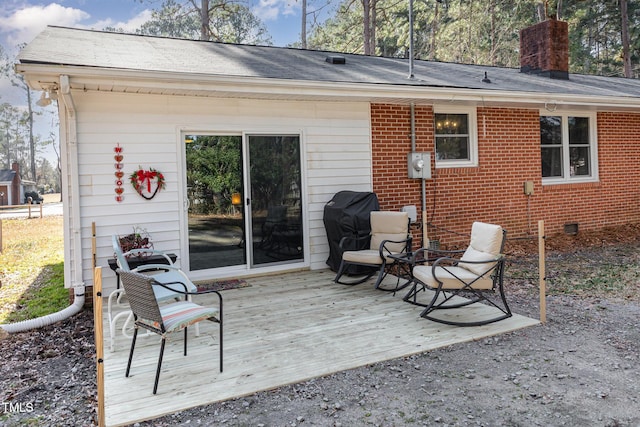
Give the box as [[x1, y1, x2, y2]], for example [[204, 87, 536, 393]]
[[184, 133, 304, 272], [248, 135, 303, 267], [185, 135, 245, 270]]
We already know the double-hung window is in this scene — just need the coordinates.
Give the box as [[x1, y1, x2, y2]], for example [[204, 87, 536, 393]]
[[434, 107, 478, 168], [540, 112, 597, 183]]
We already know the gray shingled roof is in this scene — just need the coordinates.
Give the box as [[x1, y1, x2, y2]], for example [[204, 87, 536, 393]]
[[16, 26, 640, 100], [0, 169, 16, 182]]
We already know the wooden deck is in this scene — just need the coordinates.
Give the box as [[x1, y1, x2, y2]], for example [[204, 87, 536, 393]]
[[102, 269, 540, 426]]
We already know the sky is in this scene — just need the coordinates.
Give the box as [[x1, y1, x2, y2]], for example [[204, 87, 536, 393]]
[[0, 0, 312, 165]]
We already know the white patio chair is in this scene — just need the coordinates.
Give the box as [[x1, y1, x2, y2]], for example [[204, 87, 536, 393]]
[[107, 234, 199, 351]]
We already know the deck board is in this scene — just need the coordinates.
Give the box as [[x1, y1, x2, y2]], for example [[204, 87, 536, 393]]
[[102, 269, 539, 426]]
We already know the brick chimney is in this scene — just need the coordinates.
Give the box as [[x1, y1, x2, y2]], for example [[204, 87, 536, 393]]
[[520, 19, 569, 80]]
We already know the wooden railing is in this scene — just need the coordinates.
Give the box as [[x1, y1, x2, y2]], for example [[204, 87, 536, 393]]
[[0, 201, 44, 218]]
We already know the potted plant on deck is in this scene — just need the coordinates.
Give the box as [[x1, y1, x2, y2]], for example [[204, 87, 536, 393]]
[[118, 227, 153, 258]]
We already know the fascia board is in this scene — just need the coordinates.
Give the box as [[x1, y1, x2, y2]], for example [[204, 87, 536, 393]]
[[15, 63, 640, 111]]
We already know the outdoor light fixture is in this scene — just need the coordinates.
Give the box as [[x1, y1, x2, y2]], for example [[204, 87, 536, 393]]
[[36, 87, 58, 107], [231, 192, 242, 205], [36, 91, 52, 107]]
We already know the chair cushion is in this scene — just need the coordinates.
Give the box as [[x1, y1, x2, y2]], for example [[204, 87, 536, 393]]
[[458, 246, 499, 276], [370, 211, 408, 252], [159, 301, 218, 332], [469, 222, 503, 254], [342, 249, 383, 265], [458, 222, 503, 276], [151, 270, 198, 302], [413, 265, 494, 290]]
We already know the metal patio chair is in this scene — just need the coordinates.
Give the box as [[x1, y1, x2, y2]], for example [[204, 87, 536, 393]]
[[118, 270, 223, 394], [108, 234, 199, 351], [403, 221, 512, 326], [334, 211, 412, 290], [259, 205, 288, 250]]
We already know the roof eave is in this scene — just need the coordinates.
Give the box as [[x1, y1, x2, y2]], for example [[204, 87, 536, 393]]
[[16, 63, 640, 112]]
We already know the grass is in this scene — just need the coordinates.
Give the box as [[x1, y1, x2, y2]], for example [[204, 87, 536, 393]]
[[547, 256, 640, 298], [0, 215, 66, 324]]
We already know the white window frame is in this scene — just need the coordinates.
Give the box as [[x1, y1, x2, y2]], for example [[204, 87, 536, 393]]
[[434, 106, 478, 168], [540, 111, 598, 185]]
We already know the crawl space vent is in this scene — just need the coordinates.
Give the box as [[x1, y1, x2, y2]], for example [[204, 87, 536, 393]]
[[564, 223, 579, 235]]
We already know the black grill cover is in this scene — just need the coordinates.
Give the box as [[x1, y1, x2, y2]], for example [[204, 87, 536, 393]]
[[323, 191, 380, 272]]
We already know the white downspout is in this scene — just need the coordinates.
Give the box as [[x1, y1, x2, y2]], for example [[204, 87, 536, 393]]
[[0, 75, 85, 333], [59, 75, 85, 290]]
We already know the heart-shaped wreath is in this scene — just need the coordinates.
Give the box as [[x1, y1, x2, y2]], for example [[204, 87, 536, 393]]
[[130, 167, 166, 200]]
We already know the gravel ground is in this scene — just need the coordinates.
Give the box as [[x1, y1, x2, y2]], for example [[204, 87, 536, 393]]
[[1, 237, 640, 426]]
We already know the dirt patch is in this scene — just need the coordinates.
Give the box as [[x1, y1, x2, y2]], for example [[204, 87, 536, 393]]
[[1, 225, 640, 426], [505, 222, 640, 255]]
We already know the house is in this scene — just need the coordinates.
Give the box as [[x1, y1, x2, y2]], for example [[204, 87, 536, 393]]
[[0, 163, 23, 206], [14, 21, 640, 292]]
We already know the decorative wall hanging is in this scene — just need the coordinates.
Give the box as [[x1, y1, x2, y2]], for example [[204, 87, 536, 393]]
[[130, 167, 166, 200], [114, 144, 124, 202]]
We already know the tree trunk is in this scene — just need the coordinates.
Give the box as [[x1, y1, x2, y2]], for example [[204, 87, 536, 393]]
[[200, 0, 210, 41], [301, 0, 307, 48], [620, 0, 632, 78], [363, 0, 371, 55], [370, 0, 376, 55], [25, 84, 35, 181], [489, 0, 496, 66], [556, 0, 563, 19], [536, 2, 545, 22], [430, 1, 439, 60]]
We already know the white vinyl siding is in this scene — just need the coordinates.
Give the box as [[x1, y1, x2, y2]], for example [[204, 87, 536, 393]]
[[70, 92, 372, 291]]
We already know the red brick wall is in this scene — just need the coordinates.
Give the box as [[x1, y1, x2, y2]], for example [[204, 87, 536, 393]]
[[371, 104, 640, 248], [371, 104, 432, 249]]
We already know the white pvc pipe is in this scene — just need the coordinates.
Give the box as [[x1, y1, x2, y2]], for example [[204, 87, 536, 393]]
[[0, 287, 85, 334]]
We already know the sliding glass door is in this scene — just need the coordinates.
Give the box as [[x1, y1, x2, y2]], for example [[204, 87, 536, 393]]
[[184, 133, 303, 272], [185, 135, 244, 270], [248, 135, 303, 266]]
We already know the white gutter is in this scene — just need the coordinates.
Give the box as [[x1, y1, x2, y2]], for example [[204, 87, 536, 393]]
[[15, 63, 640, 112]]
